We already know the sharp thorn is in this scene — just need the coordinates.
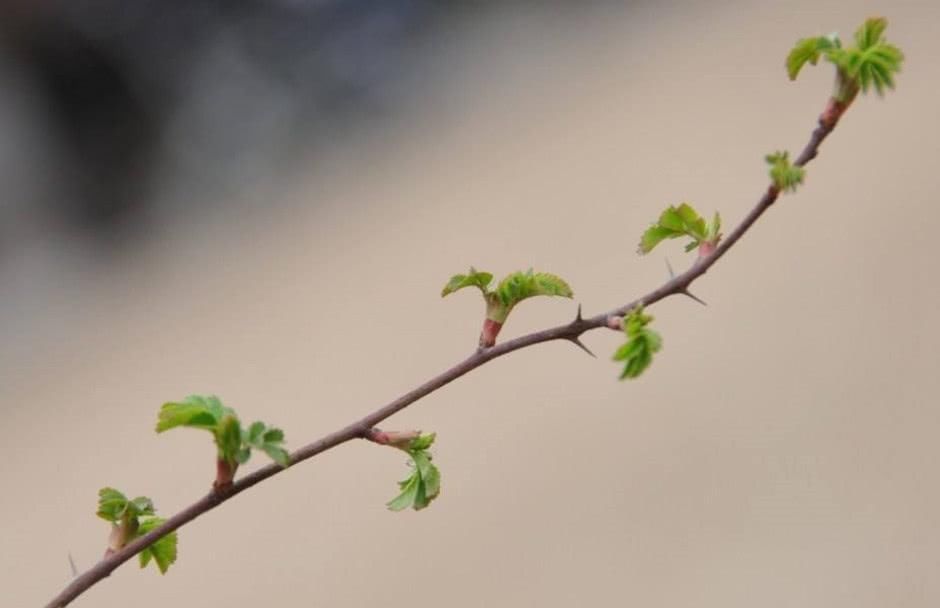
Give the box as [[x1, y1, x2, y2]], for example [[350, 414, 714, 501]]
[[569, 337, 596, 358], [665, 257, 676, 279], [575, 303, 584, 322], [681, 289, 707, 306], [68, 552, 79, 577]]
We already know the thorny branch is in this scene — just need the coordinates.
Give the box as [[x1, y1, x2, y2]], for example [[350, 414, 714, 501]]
[[47, 100, 844, 607]]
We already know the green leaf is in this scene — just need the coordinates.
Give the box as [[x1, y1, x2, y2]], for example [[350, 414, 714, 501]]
[[612, 306, 663, 380], [786, 18, 902, 98], [765, 151, 805, 193], [408, 432, 436, 451], [494, 270, 573, 308], [855, 16, 887, 51], [129, 496, 155, 517], [441, 268, 493, 297], [136, 517, 178, 574], [786, 34, 839, 80], [157, 395, 291, 473], [638, 203, 719, 254], [262, 445, 291, 467], [262, 428, 284, 444], [246, 421, 265, 443], [386, 475, 420, 511], [96, 488, 155, 523], [156, 395, 231, 433], [96, 487, 128, 522], [386, 433, 442, 511], [243, 421, 291, 467]]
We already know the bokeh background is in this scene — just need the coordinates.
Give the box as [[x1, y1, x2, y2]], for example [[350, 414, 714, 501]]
[[3, 0, 939, 606]]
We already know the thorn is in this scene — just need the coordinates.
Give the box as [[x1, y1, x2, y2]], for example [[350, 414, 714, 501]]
[[68, 552, 78, 577], [665, 257, 676, 279], [574, 303, 584, 323], [568, 336, 596, 358], [681, 289, 707, 306]]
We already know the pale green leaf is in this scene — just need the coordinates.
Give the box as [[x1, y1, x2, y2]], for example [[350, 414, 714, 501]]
[[156, 395, 230, 433], [612, 306, 663, 380], [494, 270, 573, 308], [786, 34, 839, 80], [441, 268, 493, 297], [766, 151, 805, 193], [96, 487, 128, 522], [136, 517, 178, 575]]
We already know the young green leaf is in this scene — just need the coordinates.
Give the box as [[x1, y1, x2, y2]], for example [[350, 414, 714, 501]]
[[97, 487, 167, 560], [785, 17, 903, 99], [96, 488, 129, 522], [443, 267, 573, 346], [638, 203, 721, 255], [494, 270, 573, 309], [832, 18, 904, 96], [386, 432, 442, 512], [766, 151, 805, 193], [156, 395, 231, 433], [97, 488, 154, 522], [157, 395, 291, 485], [243, 421, 291, 467], [612, 306, 663, 380], [786, 33, 840, 80], [441, 268, 494, 297], [136, 517, 178, 574]]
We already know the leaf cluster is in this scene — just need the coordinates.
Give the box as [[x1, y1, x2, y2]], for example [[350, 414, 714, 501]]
[[97, 488, 178, 574], [638, 203, 721, 255], [387, 433, 441, 512], [612, 306, 662, 379], [787, 17, 903, 98], [156, 395, 290, 469], [765, 151, 804, 193], [442, 267, 573, 323]]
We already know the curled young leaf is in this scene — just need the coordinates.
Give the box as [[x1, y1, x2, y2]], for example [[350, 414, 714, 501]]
[[157, 395, 290, 485], [766, 151, 805, 193], [638, 203, 720, 255], [612, 306, 663, 380], [441, 268, 493, 297], [97, 488, 155, 522], [386, 432, 442, 512], [494, 270, 573, 308], [786, 17, 903, 99], [786, 33, 840, 80]]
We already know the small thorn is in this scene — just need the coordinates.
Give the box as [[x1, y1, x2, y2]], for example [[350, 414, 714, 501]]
[[575, 304, 583, 322], [568, 337, 596, 358], [665, 258, 676, 279], [68, 552, 78, 577], [681, 289, 707, 306]]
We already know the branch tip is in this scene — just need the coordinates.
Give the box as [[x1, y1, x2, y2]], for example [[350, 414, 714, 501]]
[[366, 428, 421, 449]]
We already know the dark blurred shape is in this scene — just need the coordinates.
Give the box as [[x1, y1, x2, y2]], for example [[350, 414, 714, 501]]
[[9, 16, 156, 232], [0, 0, 479, 242]]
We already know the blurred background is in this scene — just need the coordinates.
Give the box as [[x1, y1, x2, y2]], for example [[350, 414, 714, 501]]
[[3, 0, 939, 606]]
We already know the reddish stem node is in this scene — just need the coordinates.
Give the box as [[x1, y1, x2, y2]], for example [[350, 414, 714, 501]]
[[479, 319, 503, 347], [214, 458, 237, 492], [820, 96, 852, 129]]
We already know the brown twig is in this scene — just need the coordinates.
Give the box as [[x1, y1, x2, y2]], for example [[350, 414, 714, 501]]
[[45, 101, 841, 608]]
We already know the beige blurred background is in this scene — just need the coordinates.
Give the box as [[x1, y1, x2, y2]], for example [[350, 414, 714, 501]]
[[4, 0, 940, 606]]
